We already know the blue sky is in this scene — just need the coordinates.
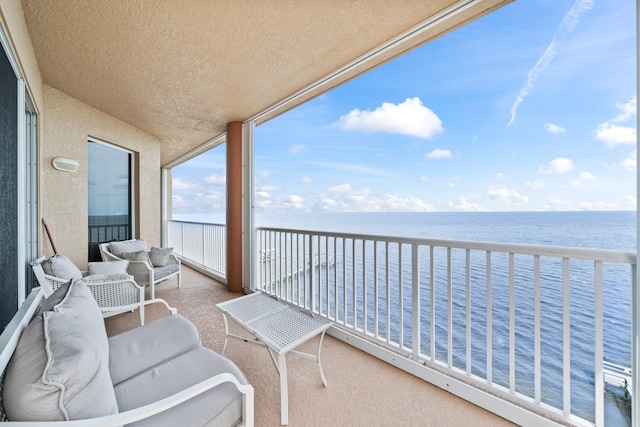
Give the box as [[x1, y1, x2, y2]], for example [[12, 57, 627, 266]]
[[172, 0, 637, 216]]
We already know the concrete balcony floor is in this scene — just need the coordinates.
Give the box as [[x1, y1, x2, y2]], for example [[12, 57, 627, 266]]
[[105, 265, 516, 427]]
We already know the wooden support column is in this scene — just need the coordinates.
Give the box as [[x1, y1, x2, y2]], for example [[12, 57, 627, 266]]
[[226, 121, 243, 293]]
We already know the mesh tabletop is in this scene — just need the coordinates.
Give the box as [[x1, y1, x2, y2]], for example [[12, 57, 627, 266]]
[[217, 292, 287, 324], [247, 307, 331, 354]]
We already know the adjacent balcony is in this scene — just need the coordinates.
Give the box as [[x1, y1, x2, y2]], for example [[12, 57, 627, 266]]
[[165, 219, 635, 427]]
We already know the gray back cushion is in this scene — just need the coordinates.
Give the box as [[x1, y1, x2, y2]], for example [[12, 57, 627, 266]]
[[109, 239, 147, 258], [49, 281, 110, 360], [3, 311, 118, 421]]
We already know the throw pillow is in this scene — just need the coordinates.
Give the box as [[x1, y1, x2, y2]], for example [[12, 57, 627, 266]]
[[149, 247, 173, 267], [40, 281, 110, 363], [3, 311, 118, 421], [88, 260, 129, 275], [109, 239, 147, 258], [41, 254, 83, 281], [121, 250, 152, 265]]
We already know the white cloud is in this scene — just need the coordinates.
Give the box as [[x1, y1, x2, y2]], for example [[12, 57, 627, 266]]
[[420, 176, 430, 182], [173, 178, 198, 190], [544, 197, 571, 210], [284, 195, 305, 209], [496, 172, 504, 179], [311, 162, 389, 176], [337, 97, 443, 139], [204, 173, 226, 184], [612, 97, 637, 123], [257, 185, 279, 192], [595, 96, 637, 146], [507, 0, 593, 127], [299, 176, 312, 183], [579, 172, 596, 181], [425, 148, 452, 159], [544, 123, 566, 134], [621, 151, 637, 171], [623, 196, 636, 207], [449, 197, 483, 212], [488, 187, 529, 206], [578, 201, 619, 211], [525, 179, 545, 189], [328, 183, 352, 193], [571, 172, 596, 188], [312, 186, 435, 212], [595, 123, 636, 146], [538, 157, 574, 174], [290, 144, 305, 154]]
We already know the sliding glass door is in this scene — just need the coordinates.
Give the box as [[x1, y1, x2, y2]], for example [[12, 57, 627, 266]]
[[87, 139, 133, 261]]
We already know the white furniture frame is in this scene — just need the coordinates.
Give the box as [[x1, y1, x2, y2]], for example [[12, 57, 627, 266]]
[[99, 242, 181, 300], [31, 257, 177, 325], [0, 288, 254, 426], [216, 292, 332, 425]]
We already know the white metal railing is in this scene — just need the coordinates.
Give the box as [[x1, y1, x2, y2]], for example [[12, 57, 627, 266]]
[[167, 220, 226, 278], [256, 226, 636, 427]]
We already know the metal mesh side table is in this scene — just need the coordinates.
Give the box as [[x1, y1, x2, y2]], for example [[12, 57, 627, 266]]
[[216, 292, 332, 425]]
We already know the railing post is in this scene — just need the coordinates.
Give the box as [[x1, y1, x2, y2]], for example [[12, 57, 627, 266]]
[[412, 243, 420, 362], [632, 263, 638, 427]]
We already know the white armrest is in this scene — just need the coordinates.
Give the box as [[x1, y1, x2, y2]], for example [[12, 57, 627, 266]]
[[3, 373, 254, 427]]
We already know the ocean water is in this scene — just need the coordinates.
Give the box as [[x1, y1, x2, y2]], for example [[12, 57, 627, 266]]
[[174, 210, 636, 422]]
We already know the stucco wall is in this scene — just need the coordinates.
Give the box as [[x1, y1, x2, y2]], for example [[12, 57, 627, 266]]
[[0, 1, 43, 110], [42, 86, 162, 269], [2, 3, 163, 270]]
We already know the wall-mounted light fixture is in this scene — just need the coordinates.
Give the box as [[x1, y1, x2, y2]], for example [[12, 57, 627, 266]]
[[52, 157, 79, 173]]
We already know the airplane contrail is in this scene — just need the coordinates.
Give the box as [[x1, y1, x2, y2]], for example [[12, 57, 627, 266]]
[[506, 0, 594, 128]]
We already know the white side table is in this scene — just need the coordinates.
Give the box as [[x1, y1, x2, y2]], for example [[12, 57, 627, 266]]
[[216, 292, 332, 425]]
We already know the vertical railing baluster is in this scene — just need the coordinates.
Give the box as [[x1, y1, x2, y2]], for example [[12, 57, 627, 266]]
[[430, 245, 435, 362], [509, 252, 515, 394], [466, 248, 471, 376], [326, 236, 331, 318], [399, 243, 404, 349], [363, 239, 367, 334], [412, 244, 420, 362], [534, 255, 541, 405], [351, 238, 356, 328], [386, 241, 390, 345], [343, 237, 347, 326], [374, 240, 379, 340], [448, 247, 453, 368], [562, 257, 571, 417], [310, 234, 316, 312], [317, 235, 322, 314], [594, 260, 604, 427], [487, 250, 492, 385], [333, 237, 337, 321]]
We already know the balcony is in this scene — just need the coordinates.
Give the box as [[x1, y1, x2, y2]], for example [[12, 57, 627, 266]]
[[105, 264, 518, 426], [165, 220, 635, 427]]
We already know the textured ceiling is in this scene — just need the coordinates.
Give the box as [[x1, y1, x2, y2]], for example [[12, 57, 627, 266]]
[[21, 0, 510, 165]]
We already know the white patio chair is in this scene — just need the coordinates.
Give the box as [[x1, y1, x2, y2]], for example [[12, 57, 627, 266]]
[[31, 256, 147, 324], [99, 239, 181, 300]]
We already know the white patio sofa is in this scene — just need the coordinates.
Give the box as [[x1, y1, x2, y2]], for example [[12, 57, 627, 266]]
[[0, 282, 254, 426], [99, 239, 181, 300]]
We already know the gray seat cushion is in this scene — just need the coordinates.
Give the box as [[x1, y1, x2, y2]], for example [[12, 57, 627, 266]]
[[108, 315, 200, 386], [114, 346, 248, 427], [154, 263, 180, 280]]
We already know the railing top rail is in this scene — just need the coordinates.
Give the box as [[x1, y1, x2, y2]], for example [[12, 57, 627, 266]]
[[168, 219, 226, 227], [256, 226, 636, 264]]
